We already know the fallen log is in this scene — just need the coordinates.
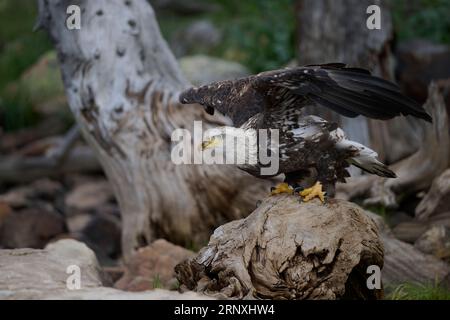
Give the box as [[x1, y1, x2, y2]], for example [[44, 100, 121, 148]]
[[0, 144, 100, 184], [364, 211, 450, 287], [415, 169, 450, 221]]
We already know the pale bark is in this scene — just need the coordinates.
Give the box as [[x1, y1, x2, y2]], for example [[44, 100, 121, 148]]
[[37, 0, 269, 259], [175, 197, 449, 300], [176, 196, 385, 300], [416, 169, 450, 221]]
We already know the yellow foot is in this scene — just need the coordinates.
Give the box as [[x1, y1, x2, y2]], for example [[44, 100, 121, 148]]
[[270, 183, 294, 196], [299, 181, 326, 203]]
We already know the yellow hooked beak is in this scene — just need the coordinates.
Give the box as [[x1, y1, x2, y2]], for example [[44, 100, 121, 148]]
[[200, 137, 220, 150]]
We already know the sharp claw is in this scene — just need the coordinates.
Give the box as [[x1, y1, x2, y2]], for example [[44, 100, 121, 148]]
[[299, 181, 326, 203], [270, 183, 294, 195]]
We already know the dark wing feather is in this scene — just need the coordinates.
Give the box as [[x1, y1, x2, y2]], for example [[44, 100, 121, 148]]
[[253, 64, 432, 122], [178, 78, 263, 126], [178, 63, 432, 127]]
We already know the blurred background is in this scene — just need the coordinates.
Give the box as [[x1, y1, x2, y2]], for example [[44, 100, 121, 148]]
[[0, 0, 450, 299]]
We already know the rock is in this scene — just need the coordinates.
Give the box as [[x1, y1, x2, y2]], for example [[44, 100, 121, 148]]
[[176, 196, 384, 300], [0, 187, 33, 208], [0, 239, 208, 300], [415, 226, 450, 261], [0, 179, 63, 209], [65, 179, 114, 212], [0, 202, 12, 228], [396, 39, 450, 104], [416, 169, 450, 220], [34, 287, 213, 300], [66, 213, 92, 234], [79, 212, 122, 265], [0, 239, 103, 299], [115, 239, 194, 291], [179, 55, 250, 86], [102, 266, 125, 284], [31, 179, 64, 200], [0, 206, 66, 249], [171, 20, 221, 57]]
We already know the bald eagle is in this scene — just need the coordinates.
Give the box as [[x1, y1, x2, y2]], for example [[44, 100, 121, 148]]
[[179, 63, 432, 202]]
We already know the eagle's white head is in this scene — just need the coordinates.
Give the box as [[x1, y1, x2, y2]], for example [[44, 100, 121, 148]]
[[201, 126, 258, 165]]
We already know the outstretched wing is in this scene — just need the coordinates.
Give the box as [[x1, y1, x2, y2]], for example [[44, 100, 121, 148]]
[[253, 63, 432, 122], [179, 63, 432, 127]]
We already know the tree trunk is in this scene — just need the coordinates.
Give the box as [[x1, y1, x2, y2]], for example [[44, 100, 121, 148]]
[[176, 196, 385, 300], [36, 0, 269, 259], [296, 0, 425, 164]]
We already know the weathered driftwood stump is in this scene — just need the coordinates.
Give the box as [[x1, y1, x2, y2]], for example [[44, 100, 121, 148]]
[[176, 195, 384, 300], [37, 0, 269, 259]]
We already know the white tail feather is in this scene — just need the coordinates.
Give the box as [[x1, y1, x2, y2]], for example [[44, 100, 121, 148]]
[[333, 129, 396, 178]]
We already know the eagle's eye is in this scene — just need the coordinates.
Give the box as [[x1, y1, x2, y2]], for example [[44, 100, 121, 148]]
[[204, 105, 215, 115]]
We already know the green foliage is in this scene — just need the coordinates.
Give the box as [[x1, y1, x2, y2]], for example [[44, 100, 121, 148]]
[[366, 204, 387, 217], [392, 0, 450, 44], [0, 84, 38, 132], [0, 1, 52, 90], [209, 0, 296, 72], [387, 282, 450, 300], [0, 0, 52, 131], [158, 0, 296, 73], [152, 274, 163, 289]]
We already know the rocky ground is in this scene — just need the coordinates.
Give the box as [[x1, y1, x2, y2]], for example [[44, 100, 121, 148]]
[[0, 239, 210, 299]]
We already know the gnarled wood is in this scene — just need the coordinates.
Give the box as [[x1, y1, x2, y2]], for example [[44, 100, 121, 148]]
[[176, 196, 384, 300], [37, 0, 269, 259], [416, 169, 450, 220], [365, 211, 450, 286]]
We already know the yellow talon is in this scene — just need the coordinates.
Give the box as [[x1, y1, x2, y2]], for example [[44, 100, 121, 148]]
[[270, 183, 294, 196], [299, 181, 325, 203]]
